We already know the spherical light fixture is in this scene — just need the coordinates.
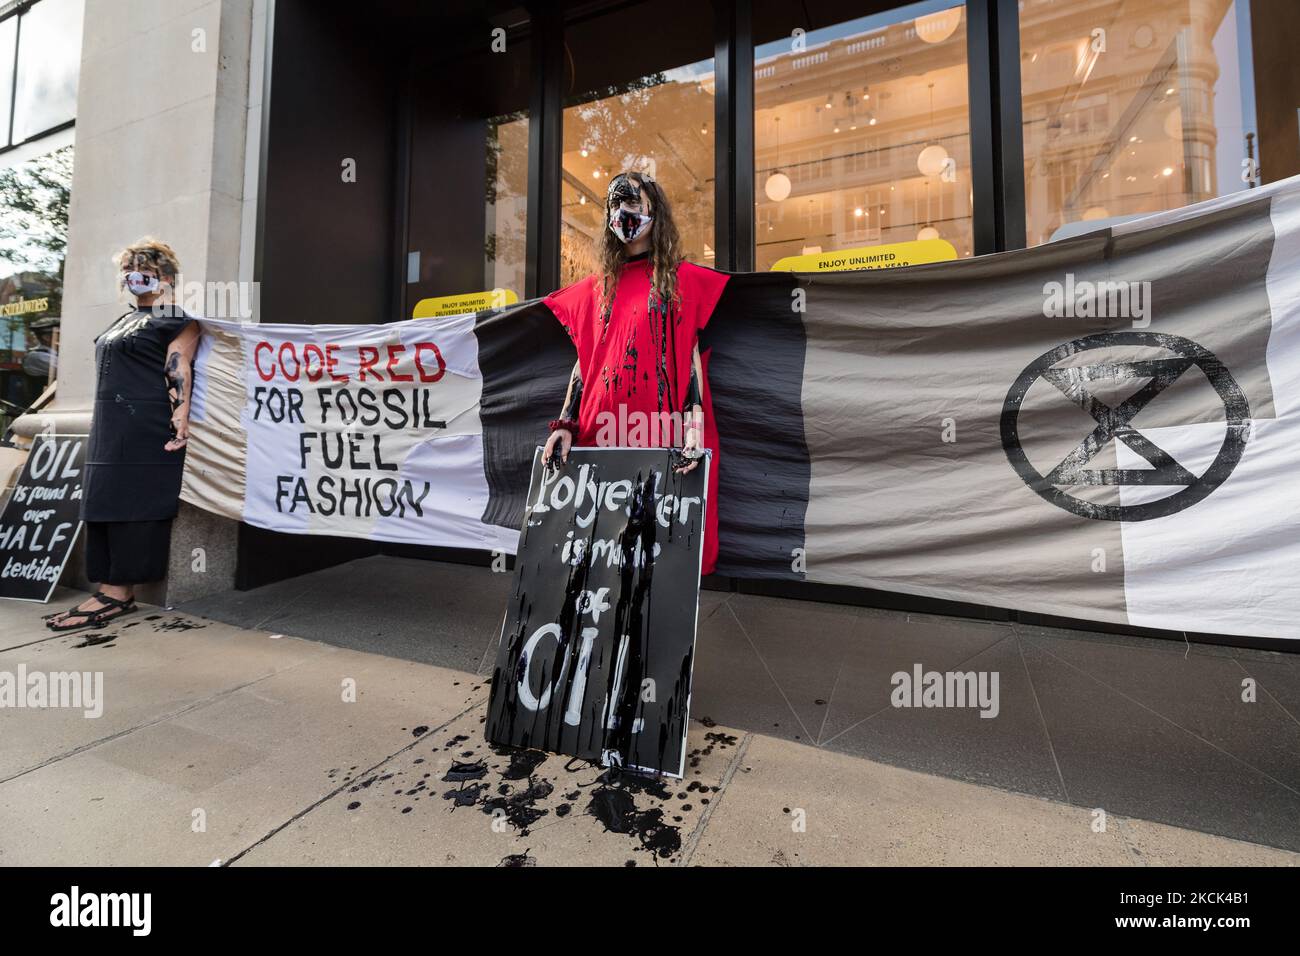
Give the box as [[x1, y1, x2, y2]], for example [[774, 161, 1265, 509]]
[[764, 171, 792, 202], [917, 144, 950, 177], [915, 9, 961, 44]]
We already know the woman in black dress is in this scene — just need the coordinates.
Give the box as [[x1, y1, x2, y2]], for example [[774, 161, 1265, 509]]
[[46, 238, 200, 632]]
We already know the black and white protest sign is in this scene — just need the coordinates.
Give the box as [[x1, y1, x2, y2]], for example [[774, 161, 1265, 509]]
[[484, 447, 709, 778], [0, 434, 86, 602]]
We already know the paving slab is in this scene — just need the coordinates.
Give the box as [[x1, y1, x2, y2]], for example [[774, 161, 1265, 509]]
[[1020, 638, 1300, 852], [5, 573, 1299, 866], [180, 555, 511, 674], [0, 610, 327, 781], [689, 733, 1299, 867], [821, 632, 1069, 801], [0, 618, 483, 865], [233, 709, 743, 868], [1021, 626, 1300, 793]]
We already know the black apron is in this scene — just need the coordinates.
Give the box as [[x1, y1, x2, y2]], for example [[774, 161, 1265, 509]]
[[81, 306, 196, 522]]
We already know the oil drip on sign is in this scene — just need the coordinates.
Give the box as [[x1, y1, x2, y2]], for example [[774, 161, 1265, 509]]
[[484, 447, 709, 777]]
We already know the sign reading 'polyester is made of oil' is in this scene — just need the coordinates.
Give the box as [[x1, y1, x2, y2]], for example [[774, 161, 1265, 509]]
[[485, 447, 709, 777]]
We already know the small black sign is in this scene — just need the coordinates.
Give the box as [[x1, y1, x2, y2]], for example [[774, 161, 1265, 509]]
[[0, 434, 86, 602], [485, 447, 709, 778]]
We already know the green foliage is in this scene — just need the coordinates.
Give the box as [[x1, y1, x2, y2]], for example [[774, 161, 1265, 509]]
[[0, 145, 73, 274]]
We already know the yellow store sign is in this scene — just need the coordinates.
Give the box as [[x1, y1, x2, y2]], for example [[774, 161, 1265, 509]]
[[770, 239, 957, 273], [412, 289, 519, 319], [1, 296, 50, 317]]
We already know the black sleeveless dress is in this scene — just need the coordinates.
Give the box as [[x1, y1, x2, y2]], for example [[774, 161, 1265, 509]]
[[81, 305, 196, 583]]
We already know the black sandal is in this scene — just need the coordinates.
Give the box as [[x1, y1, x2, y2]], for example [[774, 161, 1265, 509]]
[[45, 591, 138, 633], [42, 598, 85, 620]]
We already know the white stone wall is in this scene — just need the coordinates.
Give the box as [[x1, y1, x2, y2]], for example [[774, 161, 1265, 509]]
[[25, 0, 269, 603], [56, 0, 259, 416]]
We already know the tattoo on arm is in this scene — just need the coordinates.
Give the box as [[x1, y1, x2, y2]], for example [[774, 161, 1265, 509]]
[[166, 352, 187, 412], [682, 364, 702, 413], [562, 364, 584, 421]]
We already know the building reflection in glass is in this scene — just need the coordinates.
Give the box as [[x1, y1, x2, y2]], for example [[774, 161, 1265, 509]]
[[1021, 0, 1257, 245], [755, 2, 973, 269], [560, 60, 717, 285]]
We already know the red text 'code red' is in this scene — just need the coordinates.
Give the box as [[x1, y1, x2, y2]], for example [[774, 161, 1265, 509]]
[[253, 342, 447, 384]]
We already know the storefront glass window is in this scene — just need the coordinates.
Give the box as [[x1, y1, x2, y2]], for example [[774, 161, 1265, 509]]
[[0, 16, 16, 148], [486, 112, 529, 297], [1021, 0, 1261, 244], [404, 26, 529, 316], [11, 0, 84, 144], [754, 0, 973, 270], [561, 11, 716, 285], [0, 144, 72, 430]]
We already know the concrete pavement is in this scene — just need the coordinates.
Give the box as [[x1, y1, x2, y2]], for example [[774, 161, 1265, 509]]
[[0, 582, 1295, 866]]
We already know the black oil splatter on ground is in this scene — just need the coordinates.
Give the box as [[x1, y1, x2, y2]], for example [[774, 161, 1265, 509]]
[[341, 725, 726, 862], [686, 731, 738, 769], [443, 760, 487, 782], [585, 778, 682, 859], [493, 745, 548, 781], [442, 782, 485, 807], [325, 766, 359, 786], [151, 615, 206, 632], [73, 633, 115, 648], [482, 778, 555, 835]]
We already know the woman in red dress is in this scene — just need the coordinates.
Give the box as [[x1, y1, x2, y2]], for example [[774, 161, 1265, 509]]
[[541, 170, 729, 575]]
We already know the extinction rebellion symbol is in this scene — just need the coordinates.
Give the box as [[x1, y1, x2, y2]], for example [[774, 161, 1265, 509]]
[[1001, 331, 1251, 521]]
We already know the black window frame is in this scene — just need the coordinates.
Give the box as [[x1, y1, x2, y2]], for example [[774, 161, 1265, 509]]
[[517, 0, 1028, 293], [0, 0, 80, 157]]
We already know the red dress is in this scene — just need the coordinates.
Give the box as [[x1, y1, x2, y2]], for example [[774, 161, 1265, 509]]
[[544, 257, 730, 575]]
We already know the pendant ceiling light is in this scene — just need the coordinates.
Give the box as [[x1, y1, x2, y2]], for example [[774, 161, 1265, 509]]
[[918, 179, 939, 241], [764, 115, 792, 202], [765, 172, 792, 202], [915, 8, 962, 44], [916, 83, 949, 177]]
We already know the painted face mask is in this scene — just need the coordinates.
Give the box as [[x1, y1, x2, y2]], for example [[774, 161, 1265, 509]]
[[606, 173, 653, 243], [609, 204, 653, 243], [124, 271, 160, 296]]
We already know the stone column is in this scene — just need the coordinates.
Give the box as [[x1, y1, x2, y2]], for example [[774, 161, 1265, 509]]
[[13, 0, 267, 606]]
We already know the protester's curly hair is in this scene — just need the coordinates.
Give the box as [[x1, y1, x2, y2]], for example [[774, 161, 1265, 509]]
[[595, 171, 684, 316], [113, 237, 181, 283]]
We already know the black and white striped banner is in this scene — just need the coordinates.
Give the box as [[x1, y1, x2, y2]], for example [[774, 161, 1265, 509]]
[[186, 175, 1300, 640]]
